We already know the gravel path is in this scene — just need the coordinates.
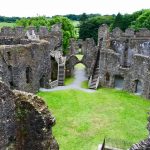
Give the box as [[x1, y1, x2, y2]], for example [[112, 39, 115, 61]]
[[40, 66, 95, 93]]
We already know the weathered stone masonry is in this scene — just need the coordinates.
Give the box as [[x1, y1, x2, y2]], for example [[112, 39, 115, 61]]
[[0, 40, 51, 93], [0, 24, 63, 93], [96, 24, 150, 99], [0, 81, 58, 150]]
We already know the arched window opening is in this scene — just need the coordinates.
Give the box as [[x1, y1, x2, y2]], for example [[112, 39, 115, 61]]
[[26, 66, 32, 84]]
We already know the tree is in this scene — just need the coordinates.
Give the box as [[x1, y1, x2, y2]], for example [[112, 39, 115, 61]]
[[110, 10, 146, 31], [79, 15, 114, 43], [131, 10, 150, 30], [79, 13, 88, 22], [110, 13, 124, 30]]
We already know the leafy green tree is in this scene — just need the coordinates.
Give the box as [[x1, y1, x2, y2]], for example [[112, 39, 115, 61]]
[[131, 10, 150, 30], [79, 15, 114, 43], [79, 13, 88, 22], [49, 16, 77, 53], [110, 10, 146, 31], [110, 13, 124, 30]]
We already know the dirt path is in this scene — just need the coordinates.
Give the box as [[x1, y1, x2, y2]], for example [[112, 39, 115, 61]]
[[40, 66, 95, 93]]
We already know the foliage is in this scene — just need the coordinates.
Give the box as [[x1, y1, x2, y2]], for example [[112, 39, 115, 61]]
[[110, 13, 125, 31], [0, 16, 20, 23], [64, 13, 100, 21], [16, 16, 77, 54], [110, 9, 149, 31], [79, 13, 88, 22], [131, 10, 150, 30], [79, 15, 114, 43], [79, 9, 150, 41], [38, 88, 150, 150]]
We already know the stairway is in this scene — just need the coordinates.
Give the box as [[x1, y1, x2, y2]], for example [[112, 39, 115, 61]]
[[89, 62, 100, 89], [58, 63, 65, 86], [89, 50, 100, 89]]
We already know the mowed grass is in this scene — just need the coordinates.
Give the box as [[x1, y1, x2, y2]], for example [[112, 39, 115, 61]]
[[65, 76, 75, 85], [76, 54, 83, 61], [81, 80, 88, 89], [38, 88, 150, 150], [0, 22, 16, 29]]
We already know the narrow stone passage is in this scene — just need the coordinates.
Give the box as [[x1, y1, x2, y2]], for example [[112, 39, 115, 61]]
[[40, 65, 95, 93]]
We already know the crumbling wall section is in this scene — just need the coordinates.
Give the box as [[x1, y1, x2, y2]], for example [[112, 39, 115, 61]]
[[0, 24, 63, 52], [110, 27, 150, 68], [68, 38, 79, 55], [0, 40, 51, 93], [14, 90, 59, 150], [124, 54, 150, 98], [65, 55, 80, 77], [82, 38, 98, 77], [0, 81, 59, 150], [0, 81, 16, 150], [96, 25, 150, 99]]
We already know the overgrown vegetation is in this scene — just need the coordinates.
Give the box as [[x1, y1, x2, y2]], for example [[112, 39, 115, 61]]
[[38, 88, 150, 150], [131, 9, 150, 30]]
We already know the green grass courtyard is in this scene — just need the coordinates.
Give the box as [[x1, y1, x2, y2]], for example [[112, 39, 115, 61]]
[[38, 88, 150, 150]]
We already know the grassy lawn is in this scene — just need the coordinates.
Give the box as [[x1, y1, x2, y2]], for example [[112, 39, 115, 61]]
[[0, 22, 16, 29], [65, 76, 75, 85], [81, 80, 88, 89], [75, 63, 85, 69], [38, 88, 150, 150], [76, 54, 83, 61]]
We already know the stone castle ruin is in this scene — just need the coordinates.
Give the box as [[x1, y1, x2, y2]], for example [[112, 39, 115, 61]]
[[0, 23, 150, 149], [1, 24, 150, 99], [66, 24, 150, 99], [0, 24, 65, 93], [0, 25, 63, 149], [96, 25, 150, 99]]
